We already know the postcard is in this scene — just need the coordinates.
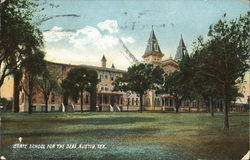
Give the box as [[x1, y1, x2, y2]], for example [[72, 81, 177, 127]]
[[0, 0, 249, 159]]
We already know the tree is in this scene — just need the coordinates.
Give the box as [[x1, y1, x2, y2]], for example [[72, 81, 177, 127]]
[[21, 49, 46, 114], [0, 0, 44, 112], [36, 68, 60, 112], [160, 54, 196, 113], [85, 69, 99, 111], [113, 63, 164, 112], [61, 78, 79, 108], [62, 68, 99, 112], [192, 12, 250, 130]]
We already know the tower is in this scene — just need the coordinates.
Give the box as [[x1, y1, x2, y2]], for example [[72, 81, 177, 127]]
[[142, 27, 164, 65], [175, 35, 188, 61], [101, 55, 107, 67]]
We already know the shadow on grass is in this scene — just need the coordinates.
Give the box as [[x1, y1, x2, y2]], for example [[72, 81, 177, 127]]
[[2, 127, 160, 138], [3, 116, 156, 125]]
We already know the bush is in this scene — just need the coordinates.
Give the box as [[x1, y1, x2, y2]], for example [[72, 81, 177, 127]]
[[0, 98, 12, 112]]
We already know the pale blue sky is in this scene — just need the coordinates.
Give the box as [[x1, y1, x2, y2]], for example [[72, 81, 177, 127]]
[[40, 0, 249, 69]]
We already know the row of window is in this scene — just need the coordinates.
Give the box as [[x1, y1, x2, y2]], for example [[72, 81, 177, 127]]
[[101, 87, 109, 91], [98, 95, 123, 105], [127, 98, 139, 106], [99, 72, 120, 81]]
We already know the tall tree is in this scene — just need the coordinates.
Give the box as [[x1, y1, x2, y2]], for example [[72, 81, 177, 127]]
[[160, 55, 196, 113], [62, 68, 99, 112], [0, 0, 44, 112], [193, 12, 250, 130], [35, 68, 60, 112], [21, 49, 46, 114], [61, 78, 79, 108], [113, 63, 164, 112], [85, 69, 99, 111]]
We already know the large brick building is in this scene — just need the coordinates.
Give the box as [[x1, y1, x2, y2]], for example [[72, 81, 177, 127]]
[[7, 29, 250, 112]]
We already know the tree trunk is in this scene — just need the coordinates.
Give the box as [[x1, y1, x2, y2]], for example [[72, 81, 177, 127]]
[[139, 93, 143, 112], [197, 100, 200, 112], [80, 91, 83, 112], [45, 97, 48, 113], [90, 88, 97, 111], [209, 97, 214, 116], [175, 96, 179, 113], [63, 93, 68, 106], [28, 95, 32, 114], [220, 100, 223, 112], [188, 101, 191, 113], [223, 99, 229, 130], [12, 72, 21, 112]]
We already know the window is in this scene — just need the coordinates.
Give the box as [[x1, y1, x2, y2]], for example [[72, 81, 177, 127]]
[[32, 98, 36, 103], [146, 98, 150, 105], [132, 98, 134, 106], [51, 93, 55, 103], [136, 98, 138, 106], [111, 74, 114, 81], [85, 95, 89, 104], [51, 106, 55, 111], [105, 73, 108, 79], [127, 98, 130, 105], [100, 73, 103, 80], [101, 87, 104, 91], [99, 96, 102, 104], [104, 95, 108, 104], [41, 106, 46, 112], [32, 105, 36, 112], [105, 87, 109, 91], [74, 98, 78, 104], [120, 97, 123, 105]]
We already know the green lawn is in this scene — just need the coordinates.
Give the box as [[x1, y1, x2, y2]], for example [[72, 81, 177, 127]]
[[0, 112, 249, 160]]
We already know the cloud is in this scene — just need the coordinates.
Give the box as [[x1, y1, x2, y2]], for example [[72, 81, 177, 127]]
[[97, 19, 119, 33], [69, 26, 101, 50], [43, 19, 136, 69], [43, 26, 73, 42]]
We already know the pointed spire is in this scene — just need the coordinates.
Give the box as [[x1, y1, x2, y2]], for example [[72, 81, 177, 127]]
[[101, 55, 107, 61], [101, 55, 107, 67], [142, 27, 164, 59], [111, 64, 115, 68], [175, 34, 188, 61]]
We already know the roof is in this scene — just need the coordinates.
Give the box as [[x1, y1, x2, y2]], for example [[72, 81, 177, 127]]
[[101, 55, 107, 61], [143, 28, 164, 58], [46, 61, 126, 73], [175, 35, 188, 61]]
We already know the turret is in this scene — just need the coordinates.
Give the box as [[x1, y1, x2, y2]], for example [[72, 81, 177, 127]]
[[175, 35, 188, 61], [142, 26, 164, 65], [101, 55, 107, 67]]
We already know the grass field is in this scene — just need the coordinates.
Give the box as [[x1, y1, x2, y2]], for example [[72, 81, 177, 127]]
[[0, 112, 249, 160]]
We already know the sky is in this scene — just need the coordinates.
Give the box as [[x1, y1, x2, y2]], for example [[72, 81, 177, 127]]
[[40, 0, 249, 70]]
